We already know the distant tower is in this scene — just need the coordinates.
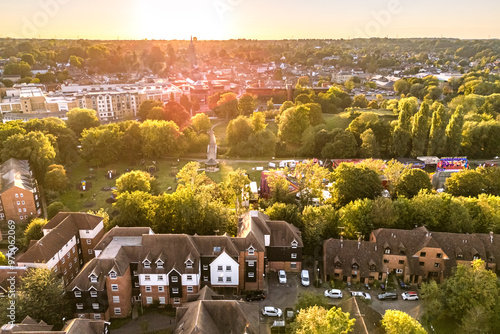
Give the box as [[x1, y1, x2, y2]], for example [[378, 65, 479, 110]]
[[189, 36, 198, 69]]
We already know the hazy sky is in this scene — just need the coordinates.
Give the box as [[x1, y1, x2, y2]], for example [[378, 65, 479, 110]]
[[1, 0, 499, 40]]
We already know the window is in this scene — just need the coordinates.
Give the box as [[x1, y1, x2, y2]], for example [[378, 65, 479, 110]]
[[248, 248, 255, 255], [217, 266, 223, 271], [86, 239, 92, 244], [248, 272, 255, 278], [398, 260, 405, 265], [111, 284, 118, 291], [226, 266, 231, 271], [17, 201, 20, 205], [187, 286, 193, 292], [76, 303, 83, 310], [291, 262, 297, 269], [396, 269, 403, 274], [74, 291, 81, 297], [158, 286, 164, 292], [187, 275, 193, 281], [110, 272, 117, 279], [94, 314, 101, 320], [457, 254, 463, 260], [22, 208, 26, 213], [62, 258, 65, 264], [291, 253, 297, 259], [69, 263, 73, 269], [146, 297, 153, 304], [436, 253, 442, 258], [21, 201, 25, 205], [20, 193, 23, 198], [434, 263, 440, 267], [90, 291, 97, 297], [88, 250, 93, 254], [159, 297, 166, 304], [74, 257, 77, 263], [419, 262, 424, 266], [384, 248, 391, 254], [15, 193, 18, 198], [186, 261, 193, 269], [248, 261, 255, 267], [135, 282, 140, 288], [473, 254, 480, 260], [145, 275, 151, 281], [172, 287, 179, 294], [218, 277, 224, 282], [173, 298, 180, 304], [113, 296, 120, 303], [143, 261, 150, 269], [72, 247, 76, 253], [171, 276, 178, 283], [133, 270, 138, 276], [92, 303, 99, 310], [292, 240, 298, 248], [114, 308, 121, 315], [90, 275, 97, 283], [226, 277, 232, 283], [145, 286, 152, 292], [420, 252, 426, 257], [203, 265, 208, 271], [157, 262, 164, 269], [157, 275, 164, 281], [203, 276, 209, 281]]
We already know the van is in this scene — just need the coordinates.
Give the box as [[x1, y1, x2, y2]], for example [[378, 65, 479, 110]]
[[301, 270, 310, 286]]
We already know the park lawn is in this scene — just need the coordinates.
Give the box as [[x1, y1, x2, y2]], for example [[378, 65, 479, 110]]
[[324, 113, 353, 130], [213, 121, 228, 144], [59, 158, 266, 212]]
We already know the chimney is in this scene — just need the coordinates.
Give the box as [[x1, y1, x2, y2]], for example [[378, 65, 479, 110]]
[[375, 245, 378, 251], [340, 235, 343, 249], [490, 231, 494, 244]]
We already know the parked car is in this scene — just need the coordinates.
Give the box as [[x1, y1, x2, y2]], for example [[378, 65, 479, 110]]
[[246, 291, 266, 302], [377, 292, 398, 300], [350, 291, 371, 300], [402, 291, 419, 300], [278, 270, 287, 284], [301, 270, 310, 286], [324, 289, 343, 298], [262, 306, 283, 317]]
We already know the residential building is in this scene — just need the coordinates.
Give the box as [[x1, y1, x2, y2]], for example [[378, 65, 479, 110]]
[[0, 316, 109, 334], [323, 226, 500, 285], [16, 212, 105, 286], [0, 159, 41, 223], [67, 211, 301, 320], [173, 286, 259, 334]]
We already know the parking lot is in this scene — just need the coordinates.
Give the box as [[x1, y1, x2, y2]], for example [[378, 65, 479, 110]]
[[253, 270, 423, 332]]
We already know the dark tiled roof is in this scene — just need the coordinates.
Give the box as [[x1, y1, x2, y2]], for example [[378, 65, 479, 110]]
[[267, 220, 303, 247], [324, 239, 382, 277]]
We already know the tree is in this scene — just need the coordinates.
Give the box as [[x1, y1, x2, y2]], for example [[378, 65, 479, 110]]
[[360, 129, 380, 157], [113, 191, 156, 227], [147, 106, 165, 120], [2, 131, 56, 178], [65, 108, 100, 136], [216, 92, 238, 121], [295, 292, 329, 311], [80, 125, 123, 166], [116, 170, 156, 194], [411, 101, 430, 157], [47, 202, 65, 219], [266, 170, 296, 204], [445, 169, 487, 197], [24, 218, 47, 246], [238, 93, 256, 115], [179, 94, 191, 113], [140, 120, 183, 158], [293, 160, 330, 206], [301, 205, 340, 254], [292, 306, 355, 334], [191, 113, 212, 133], [330, 164, 383, 208], [138, 100, 164, 121], [44, 164, 69, 193], [427, 103, 447, 156], [21, 54, 36, 66], [381, 310, 427, 334], [16, 268, 72, 329], [392, 97, 416, 157], [69, 55, 83, 67], [395, 169, 432, 199], [445, 105, 465, 156], [394, 79, 410, 95], [278, 105, 310, 144], [352, 94, 368, 108], [265, 202, 302, 229], [321, 130, 358, 159], [164, 101, 191, 128], [0, 252, 7, 265]]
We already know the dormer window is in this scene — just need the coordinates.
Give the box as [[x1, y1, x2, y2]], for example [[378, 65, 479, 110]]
[[370, 265, 376, 271], [109, 271, 117, 279], [157, 261, 164, 269], [473, 254, 480, 260], [457, 254, 463, 260], [143, 260, 151, 269], [74, 290, 81, 297], [384, 248, 391, 254], [248, 246, 255, 256], [185, 260, 193, 269], [352, 264, 359, 270], [291, 240, 298, 249], [334, 262, 342, 269], [89, 274, 97, 283]]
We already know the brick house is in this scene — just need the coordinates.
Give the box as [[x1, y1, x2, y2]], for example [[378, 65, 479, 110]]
[[324, 226, 500, 285]]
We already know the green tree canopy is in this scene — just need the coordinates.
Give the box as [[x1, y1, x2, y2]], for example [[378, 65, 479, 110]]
[[330, 164, 383, 207], [65, 108, 100, 137], [292, 305, 355, 334], [395, 169, 432, 199], [116, 170, 156, 194], [44, 164, 69, 193], [24, 218, 47, 246], [381, 310, 427, 334]]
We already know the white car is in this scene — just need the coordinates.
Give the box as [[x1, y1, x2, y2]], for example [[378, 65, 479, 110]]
[[401, 291, 419, 300], [301, 270, 310, 287], [324, 289, 343, 298], [262, 306, 283, 317], [350, 291, 371, 300], [278, 270, 287, 284]]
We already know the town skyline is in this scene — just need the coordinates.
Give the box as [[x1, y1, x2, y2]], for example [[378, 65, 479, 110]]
[[1, 0, 500, 40]]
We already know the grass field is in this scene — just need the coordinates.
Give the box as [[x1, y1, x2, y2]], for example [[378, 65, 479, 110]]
[[58, 158, 267, 212]]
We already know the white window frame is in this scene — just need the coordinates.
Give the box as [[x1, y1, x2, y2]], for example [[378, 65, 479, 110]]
[[114, 308, 121, 315], [187, 286, 193, 292], [111, 284, 118, 291], [76, 303, 83, 310], [113, 296, 120, 303]]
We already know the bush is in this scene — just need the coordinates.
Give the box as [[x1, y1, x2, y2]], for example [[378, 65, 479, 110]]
[[47, 201, 65, 219]]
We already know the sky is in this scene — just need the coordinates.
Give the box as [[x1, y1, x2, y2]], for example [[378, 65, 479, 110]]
[[0, 0, 499, 40]]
